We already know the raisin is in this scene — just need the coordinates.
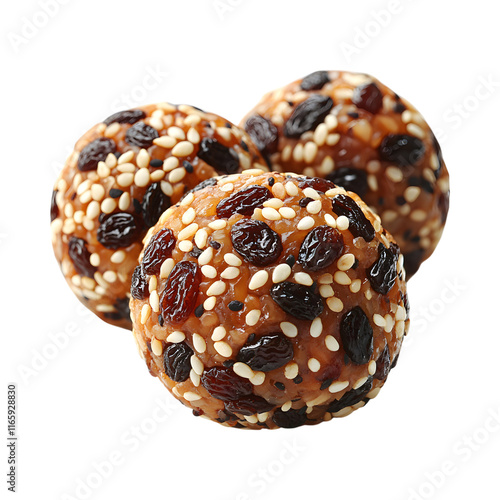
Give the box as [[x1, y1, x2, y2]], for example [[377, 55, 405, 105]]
[[298, 225, 344, 272], [228, 300, 244, 311], [189, 246, 202, 258], [231, 219, 282, 266], [352, 82, 383, 114], [125, 122, 159, 148], [284, 95, 334, 138], [285, 255, 295, 267], [368, 243, 399, 295], [216, 185, 272, 218], [244, 115, 279, 157], [181, 178, 218, 202], [327, 377, 373, 413], [327, 167, 368, 198], [272, 407, 307, 428], [163, 342, 193, 382], [317, 359, 342, 385], [131, 265, 148, 300], [50, 190, 59, 221], [438, 190, 449, 224], [331, 194, 375, 241], [340, 306, 373, 365], [141, 183, 170, 228], [237, 333, 294, 372], [160, 261, 201, 325], [201, 366, 253, 401], [379, 134, 425, 167], [77, 138, 117, 171], [300, 71, 330, 91], [97, 213, 141, 249], [270, 282, 323, 320], [106, 297, 130, 321], [375, 344, 391, 380], [224, 395, 275, 416], [298, 177, 336, 193], [197, 138, 240, 174], [299, 197, 313, 208], [431, 133, 444, 179], [68, 237, 96, 278], [403, 249, 424, 278], [103, 109, 146, 125], [142, 228, 176, 275]]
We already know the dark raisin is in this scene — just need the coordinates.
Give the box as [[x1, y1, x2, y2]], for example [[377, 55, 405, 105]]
[[300, 70, 330, 91], [431, 133, 444, 179], [97, 213, 141, 249], [375, 344, 391, 380], [284, 95, 334, 138], [216, 185, 272, 218], [327, 377, 373, 413], [408, 176, 434, 194], [438, 189, 449, 224], [293, 375, 303, 384], [327, 167, 368, 198], [77, 138, 116, 171], [197, 138, 240, 174], [224, 395, 274, 416], [391, 353, 400, 369], [244, 115, 279, 157], [331, 194, 375, 241], [352, 83, 383, 114], [163, 342, 193, 382], [228, 300, 244, 312], [298, 177, 336, 193], [109, 188, 123, 198], [368, 243, 399, 295], [210, 240, 221, 250], [109, 297, 130, 321], [274, 382, 286, 391], [298, 197, 313, 208], [237, 333, 294, 372], [189, 246, 202, 258], [125, 122, 159, 148], [318, 360, 342, 385], [340, 306, 373, 365], [270, 282, 323, 320], [193, 409, 204, 417], [68, 237, 96, 278], [379, 134, 425, 167], [103, 109, 146, 125], [50, 190, 59, 221], [272, 407, 307, 428], [131, 265, 148, 299], [396, 195, 407, 206], [194, 304, 204, 318], [298, 225, 344, 272], [403, 249, 425, 278], [142, 183, 170, 228], [320, 379, 332, 390], [142, 228, 176, 274], [231, 219, 282, 266], [150, 158, 163, 168], [285, 255, 295, 267], [394, 102, 406, 113], [201, 366, 253, 401], [181, 178, 218, 202]]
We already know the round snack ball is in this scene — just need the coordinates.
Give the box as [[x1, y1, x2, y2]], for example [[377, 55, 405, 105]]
[[241, 70, 450, 278], [130, 171, 409, 429], [51, 103, 267, 329]]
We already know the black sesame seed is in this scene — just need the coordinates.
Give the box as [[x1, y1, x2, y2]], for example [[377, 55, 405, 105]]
[[150, 158, 163, 168], [394, 102, 406, 113], [352, 258, 359, 270], [194, 304, 204, 318], [223, 360, 235, 368], [158, 314, 164, 327], [285, 255, 296, 267], [189, 246, 202, 258], [70, 192, 76, 201], [225, 122, 232, 128], [114, 152, 121, 158], [228, 300, 244, 312], [183, 160, 194, 173], [274, 382, 286, 391], [293, 375, 303, 384], [320, 379, 332, 391], [268, 177, 275, 186], [347, 111, 360, 119], [240, 140, 249, 152], [210, 240, 221, 249], [299, 197, 313, 207], [109, 188, 123, 199], [396, 195, 407, 206]]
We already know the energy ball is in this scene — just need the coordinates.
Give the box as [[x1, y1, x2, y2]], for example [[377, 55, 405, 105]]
[[241, 70, 450, 277], [51, 103, 266, 329], [130, 171, 409, 429]]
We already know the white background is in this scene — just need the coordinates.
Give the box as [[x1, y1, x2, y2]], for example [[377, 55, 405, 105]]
[[2, 1, 500, 499]]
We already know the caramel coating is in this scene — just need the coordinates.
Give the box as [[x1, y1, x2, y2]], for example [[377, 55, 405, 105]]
[[51, 104, 267, 329], [130, 172, 410, 429], [241, 70, 450, 277]]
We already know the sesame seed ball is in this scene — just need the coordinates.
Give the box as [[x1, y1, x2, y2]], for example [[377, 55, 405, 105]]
[[51, 104, 267, 329], [130, 171, 409, 429], [241, 70, 450, 278]]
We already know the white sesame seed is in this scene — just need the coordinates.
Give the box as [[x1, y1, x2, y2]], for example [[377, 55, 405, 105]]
[[118, 151, 134, 164], [353, 377, 369, 390], [90, 184, 105, 202], [220, 183, 234, 193], [201, 265, 217, 279], [208, 219, 226, 230], [306, 200, 322, 214], [325, 114, 338, 130], [202, 296, 216, 311], [187, 128, 200, 144], [337, 253, 355, 271], [385, 314, 395, 333], [167, 126, 186, 140], [116, 162, 136, 173], [285, 182, 299, 196], [248, 270, 269, 290], [172, 141, 194, 157], [233, 362, 253, 379], [261, 207, 281, 221], [281, 145, 292, 162], [102, 270, 117, 283], [271, 182, 286, 199], [396, 305, 406, 321], [318, 273, 333, 284], [153, 136, 176, 148], [297, 216, 315, 230], [76, 179, 91, 196], [224, 253, 242, 266], [404, 186, 421, 203], [117, 192, 130, 211], [183, 391, 201, 402], [280, 321, 298, 338], [207, 281, 226, 296], [368, 360, 376, 376], [178, 240, 193, 252], [313, 123, 328, 146], [277, 207, 296, 219], [272, 264, 291, 283], [182, 207, 196, 225], [194, 229, 208, 249], [190, 355, 204, 375], [149, 290, 160, 312], [385, 166, 404, 183], [198, 247, 214, 266], [396, 320, 405, 338], [80, 277, 95, 290], [192, 333, 206, 353], [116, 173, 134, 187], [323, 213, 336, 228], [159, 258, 175, 279], [310, 317, 323, 338], [336, 216, 349, 231], [89, 253, 100, 267], [284, 362, 299, 380], [79, 191, 92, 204], [263, 198, 284, 209], [410, 209, 427, 222], [211, 326, 227, 341], [162, 157, 178, 173], [168, 167, 185, 184], [302, 187, 321, 200], [326, 297, 343, 312], [334, 271, 351, 285], [214, 341, 233, 358], [245, 309, 261, 326], [140, 304, 151, 324], [151, 337, 163, 356], [110, 250, 125, 264], [148, 275, 158, 293], [220, 267, 240, 279], [407, 123, 425, 139], [178, 223, 198, 240], [292, 143, 304, 162], [86, 201, 100, 220], [329, 381, 349, 393], [325, 335, 339, 352], [319, 284, 334, 298], [349, 279, 362, 293], [104, 153, 117, 168], [294, 272, 313, 286], [373, 314, 386, 327], [281, 401, 292, 412], [308, 358, 321, 372]]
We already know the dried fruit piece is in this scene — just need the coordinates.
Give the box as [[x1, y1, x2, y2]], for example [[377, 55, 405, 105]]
[[340, 306, 373, 365], [272, 407, 307, 428], [231, 219, 282, 266], [97, 213, 141, 249], [197, 138, 240, 174], [142, 183, 170, 228], [270, 282, 323, 320], [125, 122, 159, 148], [50, 190, 59, 221], [131, 265, 148, 300], [298, 177, 336, 193], [327, 377, 373, 413], [367, 243, 399, 295], [68, 237, 96, 278], [375, 344, 390, 380], [160, 261, 201, 325], [331, 194, 375, 241], [300, 71, 330, 91], [142, 228, 176, 275], [77, 138, 116, 171], [284, 95, 334, 138], [244, 115, 279, 157], [327, 167, 368, 198], [298, 225, 344, 272], [352, 82, 383, 114], [224, 395, 275, 416], [379, 134, 425, 167], [163, 342, 193, 382], [237, 333, 294, 372], [201, 366, 253, 401], [103, 109, 146, 125], [105, 297, 130, 321], [216, 185, 272, 218]]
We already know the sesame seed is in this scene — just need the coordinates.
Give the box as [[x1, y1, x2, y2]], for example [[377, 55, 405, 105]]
[[90, 184, 105, 201], [214, 341, 232, 357], [89, 253, 100, 267], [326, 133, 340, 146], [353, 377, 368, 390], [325, 114, 338, 130], [385, 166, 404, 183], [297, 216, 315, 230], [249, 270, 269, 290], [62, 219, 76, 234], [148, 275, 158, 292], [216, 126, 232, 141], [318, 273, 333, 285], [261, 207, 281, 221], [313, 123, 328, 146], [281, 145, 292, 162], [280, 321, 298, 338], [337, 216, 350, 231], [118, 192, 131, 211], [304, 141, 319, 163], [220, 267, 240, 279], [368, 360, 376, 376], [326, 297, 343, 312], [306, 200, 322, 214], [396, 305, 406, 321], [310, 317, 323, 338], [182, 207, 196, 225], [224, 253, 242, 266], [308, 358, 321, 372], [162, 157, 178, 173], [263, 198, 284, 209], [211, 326, 227, 341], [187, 128, 200, 144], [140, 304, 151, 324], [284, 182, 299, 197], [294, 272, 313, 286], [233, 362, 253, 379], [207, 280, 226, 296], [178, 223, 198, 240], [329, 380, 349, 393], [396, 320, 405, 338], [178, 240, 193, 252], [153, 136, 176, 148], [192, 333, 206, 353], [349, 279, 362, 293], [167, 126, 186, 140], [76, 179, 91, 196], [323, 214, 336, 228], [86, 201, 100, 219], [302, 187, 321, 200], [160, 258, 175, 279], [103, 270, 117, 283], [169, 167, 186, 184], [278, 207, 296, 219], [334, 271, 351, 285], [245, 309, 261, 326], [110, 250, 125, 264], [410, 209, 427, 222], [319, 284, 334, 298], [319, 156, 335, 175], [183, 391, 201, 402], [151, 337, 163, 356], [373, 314, 386, 327], [190, 370, 200, 387], [79, 191, 92, 204], [172, 141, 194, 157], [325, 335, 339, 352], [404, 186, 421, 203], [203, 297, 216, 311], [367, 174, 378, 191], [407, 123, 425, 139], [284, 362, 299, 380], [117, 173, 134, 187], [194, 229, 208, 249], [292, 143, 304, 162], [198, 247, 214, 266], [104, 153, 117, 168], [135, 149, 150, 168], [385, 314, 394, 333], [149, 290, 160, 312], [272, 264, 291, 283], [201, 265, 217, 279], [220, 183, 234, 193], [190, 355, 204, 375], [118, 151, 134, 164], [337, 253, 355, 271], [81, 277, 95, 290], [208, 219, 226, 230], [281, 400, 292, 412], [249, 371, 265, 386]]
